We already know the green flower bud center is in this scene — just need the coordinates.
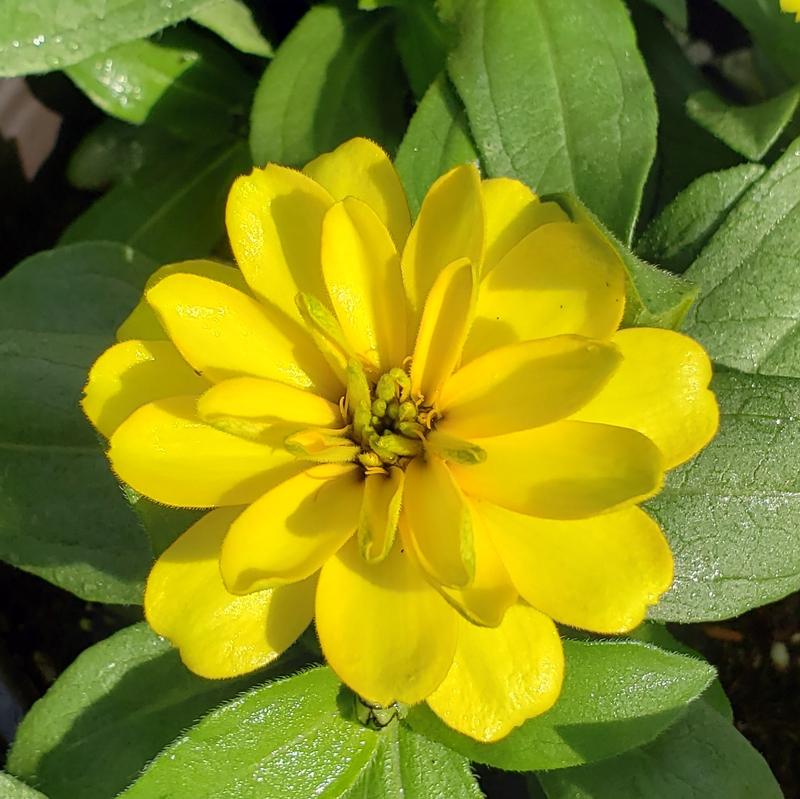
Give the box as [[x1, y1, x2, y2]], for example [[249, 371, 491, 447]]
[[345, 366, 429, 470]]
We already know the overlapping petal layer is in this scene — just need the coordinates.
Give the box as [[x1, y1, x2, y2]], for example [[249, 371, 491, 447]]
[[145, 507, 315, 679]]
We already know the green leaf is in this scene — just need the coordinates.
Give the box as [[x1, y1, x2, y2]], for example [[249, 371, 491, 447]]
[[62, 137, 250, 264], [682, 136, 800, 376], [448, 0, 657, 243], [407, 640, 714, 771], [554, 194, 698, 329], [249, 5, 407, 168], [126, 490, 204, 557], [6, 623, 280, 799], [395, 75, 479, 218], [0, 773, 47, 799], [0, 243, 157, 603], [628, 623, 733, 720], [118, 666, 482, 798], [536, 701, 782, 798], [0, 0, 211, 77], [647, 368, 800, 622], [64, 28, 254, 138], [392, 0, 449, 99], [636, 163, 766, 274], [191, 0, 273, 57], [632, 5, 740, 216], [686, 86, 800, 161], [641, 0, 687, 27], [66, 120, 177, 191], [714, 0, 800, 83]]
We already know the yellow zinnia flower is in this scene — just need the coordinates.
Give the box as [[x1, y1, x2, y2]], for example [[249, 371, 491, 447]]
[[81, 138, 717, 743], [781, 0, 800, 19]]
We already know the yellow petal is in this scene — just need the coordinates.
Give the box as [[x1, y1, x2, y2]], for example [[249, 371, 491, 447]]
[[358, 467, 404, 563], [410, 258, 474, 404], [197, 377, 341, 441], [226, 164, 334, 326], [117, 259, 250, 342], [481, 177, 569, 278], [321, 197, 407, 372], [427, 604, 564, 742], [220, 466, 362, 593], [571, 328, 718, 469], [401, 163, 484, 330], [438, 509, 517, 627], [82, 339, 208, 438], [109, 395, 297, 507], [145, 507, 314, 679], [450, 420, 664, 519], [438, 335, 621, 439], [463, 222, 626, 362], [316, 537, 458, 705], [403, 456, 474, 588], [481, 501, 674, 633], [146, 273, 340, 398], [303, 137, 411, 251]]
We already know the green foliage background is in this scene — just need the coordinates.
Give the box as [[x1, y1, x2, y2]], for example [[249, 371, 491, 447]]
[[1, 0, 798, 796]]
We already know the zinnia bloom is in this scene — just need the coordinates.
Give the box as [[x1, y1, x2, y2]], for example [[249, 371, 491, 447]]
[[82, 138, 717, 742], [781, 0, 800, 19]]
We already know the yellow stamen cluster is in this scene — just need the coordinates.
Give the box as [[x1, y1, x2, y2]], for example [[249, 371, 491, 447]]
[[345, 364, 429, 471]]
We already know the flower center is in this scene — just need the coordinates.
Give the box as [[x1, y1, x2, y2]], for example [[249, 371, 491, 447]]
[[343, 364, 435, 472]]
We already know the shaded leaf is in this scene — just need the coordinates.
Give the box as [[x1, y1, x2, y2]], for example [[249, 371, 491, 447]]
[[250, 5, 407, 168], [537, 701, 781, 798], [448, 0, 657, 242], [636, 163, 766, 274], [686, 86, 800, 161], [395, 75, 479, 218], [648, 369, 800, 622], [407, 640, 714, 771], [0, 243, 156, 603], [714, 0, 800, 84], [392, 0, 449, 99], [62, 137, 250, 264], [632, 4, 740, 217]]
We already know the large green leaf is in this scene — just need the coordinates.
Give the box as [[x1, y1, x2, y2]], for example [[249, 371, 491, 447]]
[[119, 666, 482, 798], [65, 29, 254, 138], [0, 0, 210, 77], [448, 0, 657, 243], [683, 136, 800, 376], [6, 623, 281, 799], [249, 5, 407, 168], [536, 701, 782, 798], [62, 138, 250, 264], [0, 243, 156, 603], [648, 368, 800, 622], [191, 0, 273, 57], [714, 0, 800, 83], [407, 640, 714, 771], [686, 86, 800, 161], [636, 163, 766, 274], [554, 194, 697, 329], [394, 75, 479, 218], [0, 773, 47, 799]]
